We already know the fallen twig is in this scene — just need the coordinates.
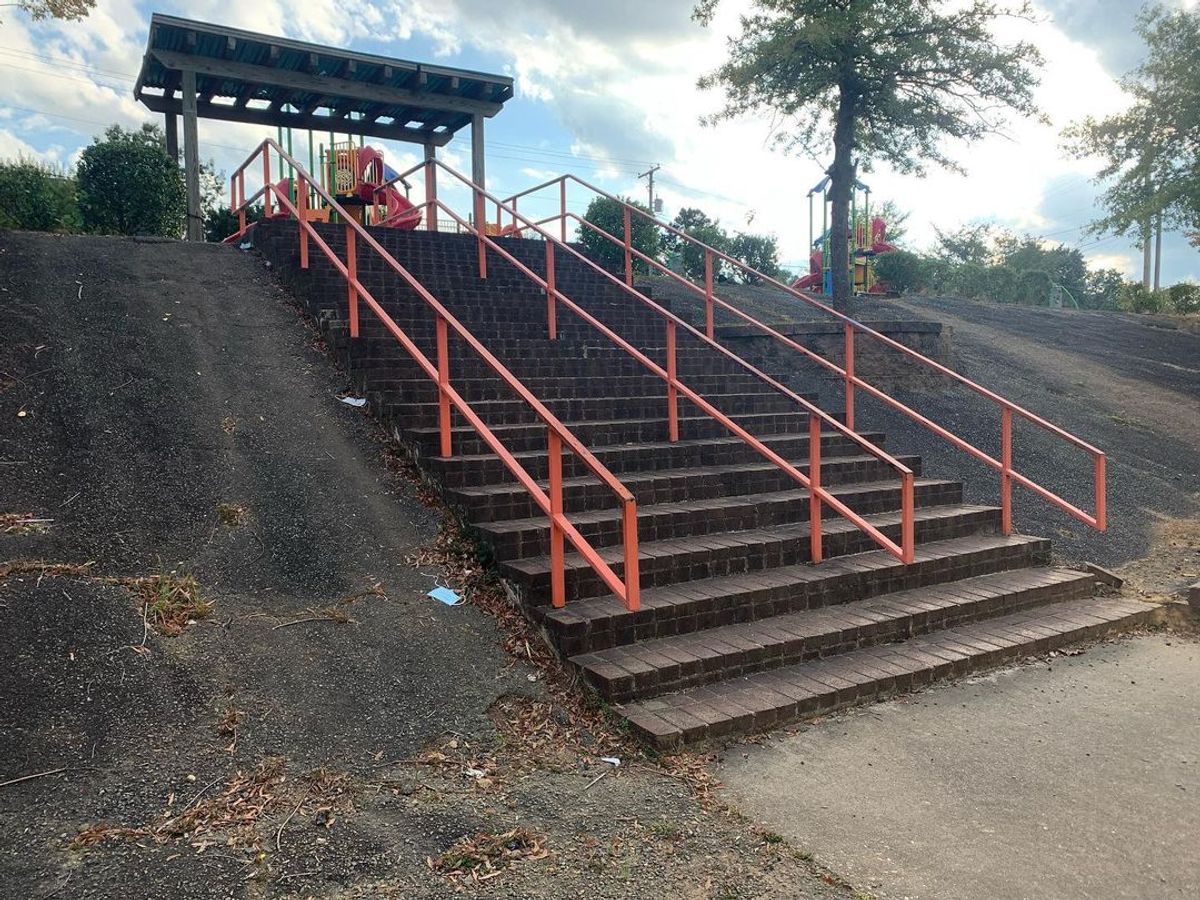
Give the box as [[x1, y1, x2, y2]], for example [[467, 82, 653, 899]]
[[0, 767, 67, 789], [275, 790, 310, 851], [581, 771, 607, 793]]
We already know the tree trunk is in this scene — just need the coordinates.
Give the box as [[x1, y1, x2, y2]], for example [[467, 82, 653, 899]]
[[828, 88, 857, 307]]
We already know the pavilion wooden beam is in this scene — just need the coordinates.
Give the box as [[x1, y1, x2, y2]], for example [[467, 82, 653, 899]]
[[149, 49, 503, 118], [139, 92, 455, 146]]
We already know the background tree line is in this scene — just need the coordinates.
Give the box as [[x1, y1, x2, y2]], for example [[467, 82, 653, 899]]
[[578, 196, 791, 286], [0, 123, 245, 242]]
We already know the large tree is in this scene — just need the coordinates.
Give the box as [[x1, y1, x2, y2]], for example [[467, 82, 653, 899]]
[[694, 0, 1043, 304], [1063, 4, 1200, 252], [0, 0, 95, 22]]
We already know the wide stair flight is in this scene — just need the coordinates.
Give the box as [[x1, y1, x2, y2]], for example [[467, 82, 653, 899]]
[[242, 149, 1149, 749]]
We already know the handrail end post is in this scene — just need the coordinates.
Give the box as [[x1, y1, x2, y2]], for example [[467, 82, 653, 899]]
[[1095, 452, 1107, 532], [901, 471, 916, 564], [622, 497, 640, 612]]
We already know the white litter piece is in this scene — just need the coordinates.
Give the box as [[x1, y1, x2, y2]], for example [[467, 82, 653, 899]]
[[339, 396, 367, 408], [600, 757, 621, 767]]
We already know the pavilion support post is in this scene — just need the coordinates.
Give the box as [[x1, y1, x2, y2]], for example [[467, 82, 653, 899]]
[[471, 113, 485, 190], [181, 69, 203, 242], [424, 142, 438, 233], [164, 113, 179, 164]]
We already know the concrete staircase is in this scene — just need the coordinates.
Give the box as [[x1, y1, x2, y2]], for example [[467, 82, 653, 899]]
[[252, 221, 1151, 749]]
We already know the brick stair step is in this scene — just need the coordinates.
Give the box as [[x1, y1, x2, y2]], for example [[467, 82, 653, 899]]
[[404, 409, 823, 456], [478, 477, 960, 560], [393, 390, 805, 427], [362, 373, 781, 402], [538, 533, 1051, 655], [453, 454, 922, 523], [427, 430, 882, 487], [573, 567, 1098, 701], [502, 503, 1002, 603], [619, 595, 1155, 748]]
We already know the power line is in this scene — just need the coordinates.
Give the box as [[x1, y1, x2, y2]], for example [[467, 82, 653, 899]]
[[0, 46, 139, 80]]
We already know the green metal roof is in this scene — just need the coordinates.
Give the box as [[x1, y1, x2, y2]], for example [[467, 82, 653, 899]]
[[135, 14, 513, 146]]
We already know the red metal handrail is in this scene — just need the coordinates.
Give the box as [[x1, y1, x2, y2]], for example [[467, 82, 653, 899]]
[[503, 174, 1107, 536], [225, 140, 641, 611], [379, 159, 917, 565]]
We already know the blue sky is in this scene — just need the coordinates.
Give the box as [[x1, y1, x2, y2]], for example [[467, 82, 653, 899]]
[[0, 0, 1195, 282]]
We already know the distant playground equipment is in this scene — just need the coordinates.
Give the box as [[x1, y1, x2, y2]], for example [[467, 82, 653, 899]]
[[266, 127, 421, 230], [792, 175, 898, 296]]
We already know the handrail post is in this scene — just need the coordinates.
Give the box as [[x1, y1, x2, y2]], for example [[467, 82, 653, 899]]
[[237, 171, 246, 235], [844, 323, 855, 430], [424, 159, 437, 233], [346, 225, 358, 339], [548, 429, 566, 609], [1095, 453, 1107, 531], [623, 206, 633, 287], [901, 471, 916, 563], [512, 196, 519, 233], [262, 147, 273, 218], [666, 319, 679, 442], [809, 412, 822, 563], [559, 179, 567, 243], [1001, 406, 1013, 535], [704, 250, 715, 340], [474, 187, 487, 279], [545, 240, 558, 340], [297, 175, 309, 269], [229, 175, 236, 215], [437, 314, 452, 458], [621, 498, 641, 612]]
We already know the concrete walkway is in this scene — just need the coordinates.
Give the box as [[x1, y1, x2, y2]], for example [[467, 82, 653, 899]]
[[719, 634, 1200, 900]]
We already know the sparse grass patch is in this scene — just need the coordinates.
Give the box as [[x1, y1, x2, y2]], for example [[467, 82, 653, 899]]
[[0, 512, 52, 535], [216, 502, 247, 526], [429, 826, 549, 882], [0, 558, 93, 580], [121, 571, 212, 636], [649, 819, 682, 840]]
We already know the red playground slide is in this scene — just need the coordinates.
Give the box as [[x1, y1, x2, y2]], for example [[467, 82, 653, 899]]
[[357, 146, 422, 230]]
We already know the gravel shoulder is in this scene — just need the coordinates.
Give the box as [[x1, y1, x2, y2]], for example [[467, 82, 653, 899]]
[[0, 230, 846, 900]]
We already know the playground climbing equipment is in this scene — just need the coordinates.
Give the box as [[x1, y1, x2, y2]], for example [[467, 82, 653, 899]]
[[793, 175, 898, 295]]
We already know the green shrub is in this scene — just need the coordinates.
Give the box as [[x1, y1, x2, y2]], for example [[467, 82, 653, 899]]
[[979, 265, 1021, 303], [873, 249, 927, 293], [1017, 269, 1054, 305], [1118, 281, 1170, 313], [204, 204, 264, 243], [76, 124, 185, 237], [1168, 282, 1200, 314], [579, 196, 661, 275], [946, 262, 988, 299], [0, 158, 80, 232]]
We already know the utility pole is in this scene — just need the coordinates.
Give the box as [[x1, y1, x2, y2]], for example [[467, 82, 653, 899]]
[[638, 164, 661, 215]]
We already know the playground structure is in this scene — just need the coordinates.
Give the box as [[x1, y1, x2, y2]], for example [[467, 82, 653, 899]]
[[266, 128, 422, 230], [793, 175, 898, 296]]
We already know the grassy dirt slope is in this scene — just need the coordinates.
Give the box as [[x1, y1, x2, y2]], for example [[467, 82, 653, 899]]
[[0, 231, 846, 900]]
